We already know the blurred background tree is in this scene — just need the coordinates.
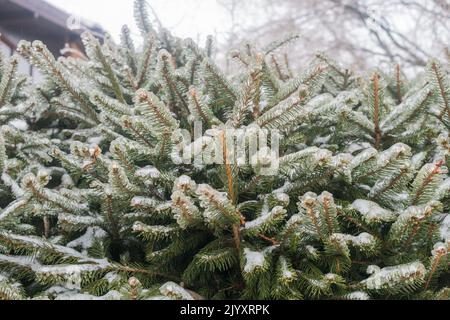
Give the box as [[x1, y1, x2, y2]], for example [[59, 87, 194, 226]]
[[216, 0, 450, 74], [8, 0, 445, 76]]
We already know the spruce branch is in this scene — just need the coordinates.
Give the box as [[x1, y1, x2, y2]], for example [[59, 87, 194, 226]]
[[0, 55, 18, 107], [82, 32, 126, 104], [428, 61, 450, 122]]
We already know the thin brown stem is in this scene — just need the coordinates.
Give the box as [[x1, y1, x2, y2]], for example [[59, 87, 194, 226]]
[[372, 73, 382, 149], [221, 131, 241, 253], [396, 64, 403, 105], [258, 233, 280, 245], [424, 251, 445, 290]]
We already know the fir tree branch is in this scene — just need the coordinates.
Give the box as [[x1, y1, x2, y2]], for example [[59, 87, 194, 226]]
[[411, 160, 443, 206], [430, 62, 450, 121]]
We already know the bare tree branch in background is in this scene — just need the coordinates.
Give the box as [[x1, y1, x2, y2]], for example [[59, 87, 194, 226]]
[[216, 0, 450, 74]]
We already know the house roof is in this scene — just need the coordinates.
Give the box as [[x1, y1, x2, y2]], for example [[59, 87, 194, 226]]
[[0, 0, 105, 54]]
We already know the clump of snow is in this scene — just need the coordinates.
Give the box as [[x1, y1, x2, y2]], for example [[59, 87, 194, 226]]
[[60, 174, 74, 188], [324, 273, 339, 282], [196, 184, 228, 202], [431, 242, 448, 257], [313, 149, 333, 165], [243, 248, 266, 273], [305, 245, 318, 257], [103, 272, 121, 284], [411, 152, 427, 169], [395, 202, 441, 224], [332, 153, 353, 171], [440, 214, 450, 242], [87, 136, 104, 148], [244, 206, 286, 230], [8, 119, 28, 131], [136, 166, 161, 181], [300, 192, 319, 209], [242, 246, 277, 274], [160, 282, 194, 300], [345, 291, 370, 300], [313, 135, 332, 145], [174, 175, 196, 192], [66, 227, 107, 254], [273, 192, 290, 206], [354, 233, 376, 245], [351, 199, 395, 223]]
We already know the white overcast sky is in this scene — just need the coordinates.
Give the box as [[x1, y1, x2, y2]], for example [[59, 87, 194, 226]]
[[47, 0, 230, 44]]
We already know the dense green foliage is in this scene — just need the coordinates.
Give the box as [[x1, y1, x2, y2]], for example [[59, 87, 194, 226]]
[[0, 0, 448, 300]]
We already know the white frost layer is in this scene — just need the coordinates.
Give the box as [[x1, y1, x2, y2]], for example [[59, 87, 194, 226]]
[[0, 198, 29, 221], [1, 173, 25, 198], [411, 152, 427, 170], [54, 290, 122, 300], [131, 196, 159, 208], [362, 262, 426, 290], [66, 227, 107, 252], [0, 254, 39, 269], [377, 143, 411, 168], [58, 213, 104, 226], [37, 263, 109, 290], [435, 178, 450, 201], [272, 181, 293, 194], [330, 233, 376, 248], [0, 232, 109, 266]]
